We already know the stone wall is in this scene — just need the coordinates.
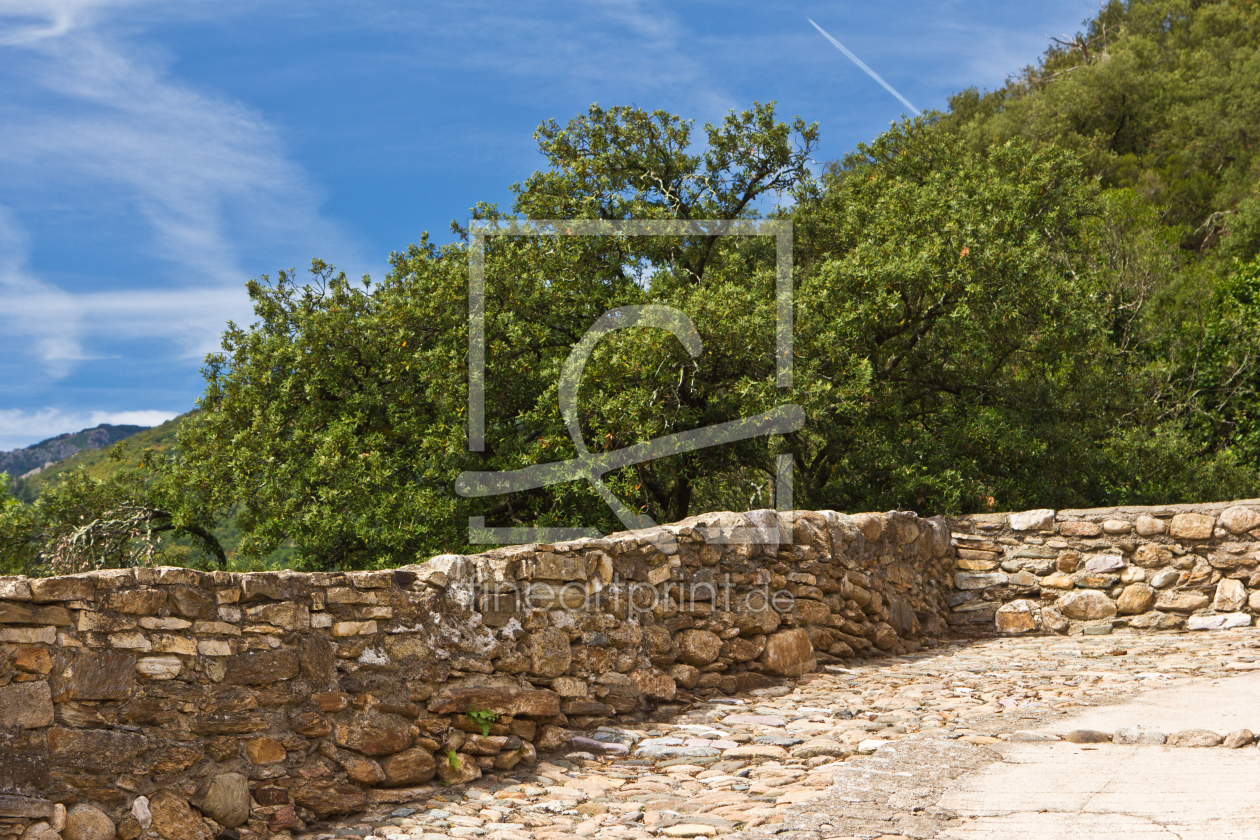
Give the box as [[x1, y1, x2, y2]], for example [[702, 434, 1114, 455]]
[[0, 508, 953, 840], [949, 500, 1260, 635]]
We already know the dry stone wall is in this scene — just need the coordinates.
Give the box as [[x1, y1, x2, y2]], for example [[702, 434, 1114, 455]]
[[949, 499, 1260, 635], [0, 508, 953, 840]]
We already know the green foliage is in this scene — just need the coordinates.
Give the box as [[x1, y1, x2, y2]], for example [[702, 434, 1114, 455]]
[[465, 708, 499, 737], [940, 0, 1260, 252], [446, 749, 460, 769], [170, 103, 821, 567], [789, 121, 1127, 512], [0, 464, 225, 576]]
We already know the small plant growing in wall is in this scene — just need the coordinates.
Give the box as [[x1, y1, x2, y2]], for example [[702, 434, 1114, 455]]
[[446, 749, 460, 769], [466, 708, 499, 737]]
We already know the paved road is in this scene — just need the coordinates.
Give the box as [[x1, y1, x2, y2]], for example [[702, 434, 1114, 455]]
[[937, 670, 1260, 839]]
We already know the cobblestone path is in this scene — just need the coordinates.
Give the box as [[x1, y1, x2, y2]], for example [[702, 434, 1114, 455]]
[[302, 629, 1260, 840]]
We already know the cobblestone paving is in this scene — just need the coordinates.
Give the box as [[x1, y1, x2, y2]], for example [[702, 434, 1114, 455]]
[[301, 629, 1260, 840]]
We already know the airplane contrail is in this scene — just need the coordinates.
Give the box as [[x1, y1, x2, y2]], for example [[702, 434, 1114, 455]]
[[808, 18, 920, 117]]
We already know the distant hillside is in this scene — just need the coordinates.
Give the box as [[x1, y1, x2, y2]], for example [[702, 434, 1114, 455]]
[[0, 423, 151, 480], [8, 416, 186, 503]]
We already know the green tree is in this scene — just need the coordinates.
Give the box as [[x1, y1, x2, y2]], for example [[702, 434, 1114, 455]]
[[0, 461, 225, 576], [172, 102, 820, 568]]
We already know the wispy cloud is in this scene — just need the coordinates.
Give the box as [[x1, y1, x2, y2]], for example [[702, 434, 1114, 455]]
[[0, 0, 361, 376], [0, 406, 177, 451]]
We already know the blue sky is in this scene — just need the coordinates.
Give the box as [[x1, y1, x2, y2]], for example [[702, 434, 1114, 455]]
[[0, 0, 1096, 450]]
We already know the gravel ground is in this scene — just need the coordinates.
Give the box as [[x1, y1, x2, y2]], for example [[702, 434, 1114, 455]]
[[301, 628, 1260, 840]]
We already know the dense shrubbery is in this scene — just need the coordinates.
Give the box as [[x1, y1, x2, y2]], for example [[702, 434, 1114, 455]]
[[4, 0, 1259, 573]]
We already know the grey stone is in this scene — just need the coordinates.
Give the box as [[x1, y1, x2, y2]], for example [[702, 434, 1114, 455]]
[[1085, 554, 1125, 573], [1213, 578, 1247, 611], [1224, 729, 1255, 748], [1156, 590, 1211, 613], [1009, 509, 1055, 531], [1167, 729, 1223, 748], [954, 572, 1007, 590], [1150, 568, 1180, 589], [0, 681, 54, 729], [1219, 506, 1260, 535], [199, 772, 249, 828], [1187, 612, 1252, 630], [1113, 727, 1166, 745]]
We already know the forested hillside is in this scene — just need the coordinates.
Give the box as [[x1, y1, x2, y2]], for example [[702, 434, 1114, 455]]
[[0, 423, 149, 483], [3, 0, 1258, 575]]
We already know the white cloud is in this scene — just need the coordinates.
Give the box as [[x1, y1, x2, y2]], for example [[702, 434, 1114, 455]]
[[0, 0, 362, 376], [0, 406, 178, 451]]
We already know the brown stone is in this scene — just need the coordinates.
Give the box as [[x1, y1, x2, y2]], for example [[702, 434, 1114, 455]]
[[20, 822, 60, 840], [168, 587, 216, 619], [312, 691, 350, 712], [723, 635, 766, 662], [1210, 544, 1260, 570], [759, 628, 815, 677], [1117, 583, 1156, 615], [0, 602, 72, 626], [1156, 590, 1211, 613], [427, 684, 560, 717], [630, 668, 676, 699], [48, 727, 147, 771], [151, 745, 204, 774], [289, 711, 331, 737], [435, 750, 481, 784], [57, 650, 136, 701], [994, 600, 1038, 634], [380, 746, 437, 786], [28, 577, 94, 603], [669, 663, 700, 689], [291, 782, 367, 818], [341, 756, 385, 784], [223, 649, 299, 685], [462, 734, 509, 755], [676, 630, 722, 666], [731, 596, 781, 636], [1056, 590, 1117, 620], [1133, 544, 1174, 568], [1059, 521, 1102, 537], [525, 628, 572, 678], [251, 786, 288, 806], [333, 710, 412, 756], [199, 772, 250, 828], [244, 737, 286, 765], [0, 681, 54, 728], [149, 791, 212, 840], [267, 806, 304, 834], [12, 648, 52, 674], [63, 804, 115, 840], [1169, 513, 1215, 540], [105, 589, 168, 615], [534, 724, 572, 753]]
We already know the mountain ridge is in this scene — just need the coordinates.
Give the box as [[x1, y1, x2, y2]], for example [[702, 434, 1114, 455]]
[[0, 424, 151, 479]]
